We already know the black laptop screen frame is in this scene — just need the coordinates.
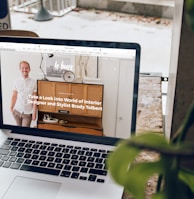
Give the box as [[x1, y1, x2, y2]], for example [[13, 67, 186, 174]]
[[0, 37, 140, 145]]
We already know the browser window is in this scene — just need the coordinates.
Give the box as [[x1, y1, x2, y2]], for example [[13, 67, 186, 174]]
[[0, 40, 139, 139]]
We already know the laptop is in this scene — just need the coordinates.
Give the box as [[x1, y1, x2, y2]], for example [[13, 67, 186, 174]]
[[0, 37, 140, 199]]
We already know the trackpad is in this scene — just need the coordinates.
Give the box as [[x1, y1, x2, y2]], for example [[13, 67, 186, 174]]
[[3, 176, 61, 199]]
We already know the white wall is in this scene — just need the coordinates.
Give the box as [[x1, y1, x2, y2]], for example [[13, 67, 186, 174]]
[[98, 58, 135, 138]]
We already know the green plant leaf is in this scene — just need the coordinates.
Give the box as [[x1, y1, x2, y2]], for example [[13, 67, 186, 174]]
[[152, 192, 166, 199], [127, 134, 194, 157], [179, 168, 194, 193], [124, 161, 164, 199], [107, 136, 166, 199], [126, 133, 169, 150], [186, 0, 194, 32], [107, 140, 141, 185]]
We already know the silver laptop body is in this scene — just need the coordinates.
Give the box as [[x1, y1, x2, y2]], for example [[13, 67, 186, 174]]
[[0, 37, 140, 199]]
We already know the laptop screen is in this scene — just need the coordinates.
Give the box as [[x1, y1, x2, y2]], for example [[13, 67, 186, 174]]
[[0, 37, 140, 143]]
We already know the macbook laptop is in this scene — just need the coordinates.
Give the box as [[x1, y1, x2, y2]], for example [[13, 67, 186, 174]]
[[0, 37, 140, 199]]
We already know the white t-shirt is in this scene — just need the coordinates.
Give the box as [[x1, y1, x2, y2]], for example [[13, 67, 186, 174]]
[[13, 77, 37, 114]]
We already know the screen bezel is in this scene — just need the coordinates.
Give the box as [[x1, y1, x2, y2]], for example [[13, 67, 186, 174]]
[[0, 37, 141, 145]]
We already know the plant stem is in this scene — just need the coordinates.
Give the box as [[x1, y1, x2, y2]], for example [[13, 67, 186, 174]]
[[172, 100, 194, 143]]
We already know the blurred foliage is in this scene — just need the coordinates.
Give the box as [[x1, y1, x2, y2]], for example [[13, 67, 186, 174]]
[[108, 2, 194, 198], [107, 99, 194, 199], [186, 0, 194, 32]]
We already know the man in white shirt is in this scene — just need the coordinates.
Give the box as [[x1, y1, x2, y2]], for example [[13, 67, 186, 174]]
[[10, 61, 37, 127]]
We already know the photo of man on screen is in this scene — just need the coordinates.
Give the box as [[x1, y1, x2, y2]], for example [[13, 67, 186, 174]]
[[10, 60, 37, 127]]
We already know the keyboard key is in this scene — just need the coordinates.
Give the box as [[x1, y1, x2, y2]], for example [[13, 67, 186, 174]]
[[61, 171, 71, 177], [72, 166, 80, 172], [79, 161, 86, 167], [95, 158, 103, 163], [79, 156, 86, 161], [31, 155, 38, 159], [0, 160, 4, 166], [63, 159, 70, 164], [89, 169, 107, 176], [47, 157, 54, 162], [17, 153, 24, 158], [0, 149, 9, 155], [25, 143, 32, 148], [29, 140, 35, 143], [63, 154, 70, 159], [64, 165, 71, 170], [80, 167, 88, 173], [91, 148, 98, 152], [51, 143, 58, 147], [97, 179, 105, 183], [17, 158, 25, 164], [70, 149, 77, 154], [47, 146, 54, 151], [48, 152, 55, 156], [18, 148, 25, 152], [79, 176, 87, 180], [36, 142, 43, 145], [32, 160, 40, 166], [33, 150, 40, 155], [66, 145, 73, 149], [55, 158, 62, 163], [24, 154, 31, 159], [87, 162, 94, 168], [59, 144, 66, 148], [25, 149, 33, 153], [56, 164, 63, 170], [94, 152, 101, 157], [18, 142, 25, 147], [39, 145, 47, 150], [24, 159, 32, 165], [77, 150, 85, 155], [56, 153, 63, 158], [10, 163, 21, 169], [11, 141, 18, 146], [1, 145, 11, 150], [71, 172, 79, 179], [9, 157, 17, 162], [3, 162, 11, 168], [85, 151, 93, 156], [95, 164, 103, 169], [40, 162, 47, 167], [48, 163, 55, 168], [39, 156, 46, 161], [10, 151, 17, 156], [88, 175, 97, 182], [71, 155, 78, 159], [71, 160, 78, 166], [32, 144, 39, 149], [40, 151, 47, 156], [101, 153, 107, 158], [1, 156, 9, 161], [4, 140, 12, 145], [62, 148, 69, 153], [11, 147, 18, 151], [54, 147, 62, 152], [21, 165, 60, 176], [87, 157, 95, 162]]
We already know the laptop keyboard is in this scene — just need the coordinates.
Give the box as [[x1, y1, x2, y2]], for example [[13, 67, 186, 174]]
[[0, 137, 111, 183]]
